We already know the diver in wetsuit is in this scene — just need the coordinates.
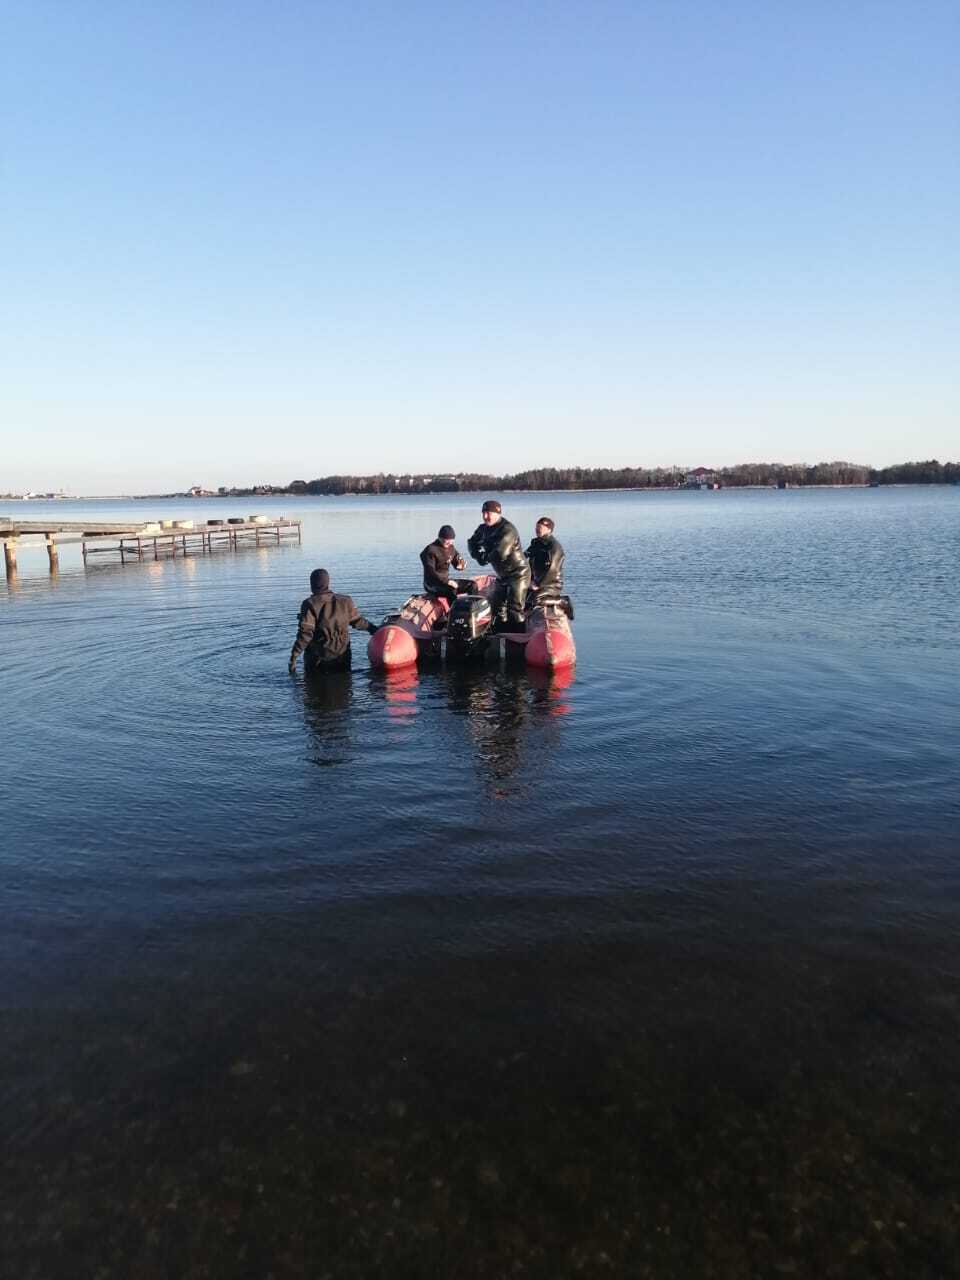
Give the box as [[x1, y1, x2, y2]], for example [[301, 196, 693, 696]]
[[288, 568, 377, 674], [526, 516, 565, 596], [466, 500, 531, 631], [420, 524, 466, 602]]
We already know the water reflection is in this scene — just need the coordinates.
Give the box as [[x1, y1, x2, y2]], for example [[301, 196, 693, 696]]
[[367, 662, 574, 797], [526, 662, 575, 717], [380, 666, 419, 721], [441, 666, 527, 789], [300, 659, 574, 785], [301, 670, 354, 766]]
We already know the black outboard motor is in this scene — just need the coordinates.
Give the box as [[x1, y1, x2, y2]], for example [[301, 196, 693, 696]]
[[445, 594, 494, 656]]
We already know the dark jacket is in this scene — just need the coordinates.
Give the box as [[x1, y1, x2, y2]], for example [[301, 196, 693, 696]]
[[420, 539, 465, 594], [290, 591, 375, 665], [526, 534, 565, 592], [467, 518, 528, 579]]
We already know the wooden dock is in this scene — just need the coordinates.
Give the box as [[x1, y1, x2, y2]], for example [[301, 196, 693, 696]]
[[0, 516, 301, 577]]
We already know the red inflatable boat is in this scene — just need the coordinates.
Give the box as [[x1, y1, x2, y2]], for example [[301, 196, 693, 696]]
[[368, 573, 576, 671]]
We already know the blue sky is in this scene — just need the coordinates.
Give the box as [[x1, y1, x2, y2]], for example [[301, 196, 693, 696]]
[[2, 1, 957, 492]]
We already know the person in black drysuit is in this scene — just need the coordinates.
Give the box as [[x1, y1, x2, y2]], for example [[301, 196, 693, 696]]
[[288, 568, 377, 674], [466, 500, 531, 630], [420, 524, 466, 602], [526, 516, 565, 597]]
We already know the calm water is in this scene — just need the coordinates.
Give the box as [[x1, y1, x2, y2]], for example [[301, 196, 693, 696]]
[[3, 487, 959, 1277]]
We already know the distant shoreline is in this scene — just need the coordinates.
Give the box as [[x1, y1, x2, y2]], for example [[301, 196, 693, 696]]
[[5, 480, 958, 504]]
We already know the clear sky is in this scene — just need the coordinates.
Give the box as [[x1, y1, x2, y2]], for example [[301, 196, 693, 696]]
[[2, 1, 957, 492]]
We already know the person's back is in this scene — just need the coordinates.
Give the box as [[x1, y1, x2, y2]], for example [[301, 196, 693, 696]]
[[288, 568, 376, 673]]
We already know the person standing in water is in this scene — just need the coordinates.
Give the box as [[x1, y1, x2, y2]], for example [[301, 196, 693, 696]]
[[467, 500, 531, 631], [420, 524, 466, 602], [288, 568, 377, 674]]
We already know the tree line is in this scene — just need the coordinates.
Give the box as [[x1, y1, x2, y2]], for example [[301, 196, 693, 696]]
[[872, 459, 960, 485], [267, 458, 957, 496]]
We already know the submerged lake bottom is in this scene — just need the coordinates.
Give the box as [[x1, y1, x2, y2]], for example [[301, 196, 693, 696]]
[[6, 903, 960, 1279], [3, 488, 960, 1276]]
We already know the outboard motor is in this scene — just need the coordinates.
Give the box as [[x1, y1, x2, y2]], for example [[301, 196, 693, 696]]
[[445, 594, 494, 656]]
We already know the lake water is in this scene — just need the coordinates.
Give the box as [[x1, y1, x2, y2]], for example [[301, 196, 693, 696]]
[[3, 487, 959, 1277]]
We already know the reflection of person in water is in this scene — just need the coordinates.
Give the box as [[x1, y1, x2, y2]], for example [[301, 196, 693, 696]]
[[300, 670, 354, 766], [442, 666, 527, 787], [363, 664, 573, 794]]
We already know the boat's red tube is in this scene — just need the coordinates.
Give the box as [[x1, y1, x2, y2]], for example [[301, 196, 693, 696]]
[[525, 612, 576, 669], [368, 624, 418, 669]]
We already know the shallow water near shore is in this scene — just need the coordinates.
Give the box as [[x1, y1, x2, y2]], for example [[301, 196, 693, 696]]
[[3, 487, 960, 1277]]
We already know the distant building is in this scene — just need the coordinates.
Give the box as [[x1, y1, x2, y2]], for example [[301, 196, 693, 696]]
[[188, 485, 215, 497], [683, 467, 720, 489]]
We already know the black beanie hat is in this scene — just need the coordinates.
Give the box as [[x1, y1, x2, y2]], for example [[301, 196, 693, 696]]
[[438, 524, 456, 539], [310, 568, 330, 593], [481, 500, 502, 514]]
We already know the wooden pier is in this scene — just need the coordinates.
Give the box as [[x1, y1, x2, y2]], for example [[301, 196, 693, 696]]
[[0, 516, 301, 578]]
